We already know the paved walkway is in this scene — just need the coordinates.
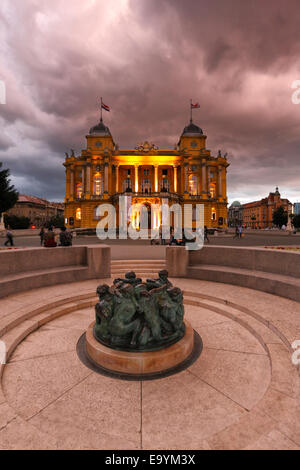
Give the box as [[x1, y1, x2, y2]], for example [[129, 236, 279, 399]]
[[0, 277, 299, 449]]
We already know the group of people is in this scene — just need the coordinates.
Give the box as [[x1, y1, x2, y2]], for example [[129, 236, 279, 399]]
[[3, 225, 73, 248], [158, 226, 210, 246], [39, 226, 73, 248], [233, 226, 244, 239], [95, 270, 185, 350]]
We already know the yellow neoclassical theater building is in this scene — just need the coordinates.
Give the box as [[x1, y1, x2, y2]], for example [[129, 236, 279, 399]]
[[63, 115, 229, 230]]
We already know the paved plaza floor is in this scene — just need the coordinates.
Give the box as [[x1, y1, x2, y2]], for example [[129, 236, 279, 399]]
[[0, 276, 299, 450]]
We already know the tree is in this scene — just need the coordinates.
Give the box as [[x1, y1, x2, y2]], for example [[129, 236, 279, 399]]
[[272, 206, 288, 228], [46, 215, 65, 229], [291, 214, 300, 229], [4, 214, 30, 230], [0, 162, 18, 218]]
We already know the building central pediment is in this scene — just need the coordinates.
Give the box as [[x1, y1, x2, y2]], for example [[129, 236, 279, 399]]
[[134, 141, 159, 154]]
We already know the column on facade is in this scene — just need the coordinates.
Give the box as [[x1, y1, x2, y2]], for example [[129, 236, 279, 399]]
[[201, 160, 207, 195], [218, 165, 223, 198], [154, 165, 159, 193], [184, 163, 189, 193], [104, 163, 109, 193], [70, 169, 75, 198], [86, 165, 91, 195], [116, 164, 120, 193], [81, 166, 85, 195], [65, 167, 71, 199], [173, 166, 178, 193], [222, 166, 227, 199], [135, 165, 139, 193]]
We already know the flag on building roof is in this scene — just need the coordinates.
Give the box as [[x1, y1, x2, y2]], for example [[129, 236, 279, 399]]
[[101, 100, 110, 112], [191, 102, 200, 109]]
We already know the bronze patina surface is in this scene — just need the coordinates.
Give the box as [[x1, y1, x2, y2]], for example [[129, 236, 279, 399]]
[[94, 271, 186, 352]]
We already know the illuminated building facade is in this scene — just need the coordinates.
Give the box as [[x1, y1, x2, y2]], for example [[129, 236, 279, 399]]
[[63, 115, 229, 229]]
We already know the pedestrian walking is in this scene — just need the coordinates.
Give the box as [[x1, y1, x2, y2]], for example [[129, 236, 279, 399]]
[[4, 226, 14, 247], [204, 226, 209, 243], [233, 226, 239, 239], [39, 227, 45, 246], [238, 225, 243, 239]]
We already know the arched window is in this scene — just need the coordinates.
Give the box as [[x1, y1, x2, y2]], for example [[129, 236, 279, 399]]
[[142, 179, 151, 194], [77, 183, 83, 199], [189, 175, 199, 195], [94, 174, 103, 196], [123, 178, 132, 193], [209, 183, 216, 199], [211, 208, 216, 221], [76, 208, 81, 220], [160, 178, 170, 193]]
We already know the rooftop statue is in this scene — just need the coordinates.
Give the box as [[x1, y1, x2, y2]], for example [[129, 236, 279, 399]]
[[94, 271, 185, 352]]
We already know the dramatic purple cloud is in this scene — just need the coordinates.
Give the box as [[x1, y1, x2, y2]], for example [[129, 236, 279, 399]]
[[0, 0, 299, 203]]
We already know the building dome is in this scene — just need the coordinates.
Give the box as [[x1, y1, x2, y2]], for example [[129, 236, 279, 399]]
[[230, 201, 241, 207], [181, 120, 203, 137], [89, 119, 112, 136]]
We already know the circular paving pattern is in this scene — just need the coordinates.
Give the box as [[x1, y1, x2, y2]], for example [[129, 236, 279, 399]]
[[0, 278, 299, 450]]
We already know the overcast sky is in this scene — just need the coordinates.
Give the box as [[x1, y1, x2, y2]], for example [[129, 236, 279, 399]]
[[0, 0, 299, 204]]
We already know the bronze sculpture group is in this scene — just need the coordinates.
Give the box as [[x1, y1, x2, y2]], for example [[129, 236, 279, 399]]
[[94, 271, 185, 352]]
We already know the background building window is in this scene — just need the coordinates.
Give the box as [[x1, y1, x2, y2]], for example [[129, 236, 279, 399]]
[[209, 183, 216, 198], [160, 178, 170, 192], [76, 208, 81, 220], [211, 208, 216, 221], [189, 175, 198, 195], [94, 174, 103, 196], [142, 179, 151, 194], [77, 183, 83, 199], [123, 178, 132, 192]]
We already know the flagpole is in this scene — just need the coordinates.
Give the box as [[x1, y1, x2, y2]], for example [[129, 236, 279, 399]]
[[190, 99, 193, 122], [100, 97, 103, 122]]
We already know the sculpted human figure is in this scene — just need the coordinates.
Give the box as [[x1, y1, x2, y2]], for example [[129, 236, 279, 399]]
[[167, 287, 185, 332], [152, 285, 184, 337], [146, 270, 173, 290], [134, 284, 162, 346], [113, 271, 142, 288], [94, 271, 185, 351], [108, 284, 142, 347], [95, 285, 114, 341]]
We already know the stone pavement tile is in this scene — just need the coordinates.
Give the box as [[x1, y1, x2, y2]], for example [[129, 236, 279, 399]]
[[184, 305, 230, 328], [45, 307, 94, 331], [0, 388, 6, 405], [243, 429, 300, 450], [267, 343, 300, 399], [206, 410, 276, 450], [186, 296, 286, 346], [256, 388, 300, 426], [0, 402, 17, 430], [221, 309, 285, 345], [142, 370, 246, 450], [29, 372, 141, 449], [0, 299, 25, 320], [189, 347, 271, 411], [2, 350, 91, 420], [178, 278, 299, 319], [196, 321, 267, 355], [270, 319, 300, 345], [6, 280, 98, 305], [8, 326, 84, 363], [0, 417, 59, 450]]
